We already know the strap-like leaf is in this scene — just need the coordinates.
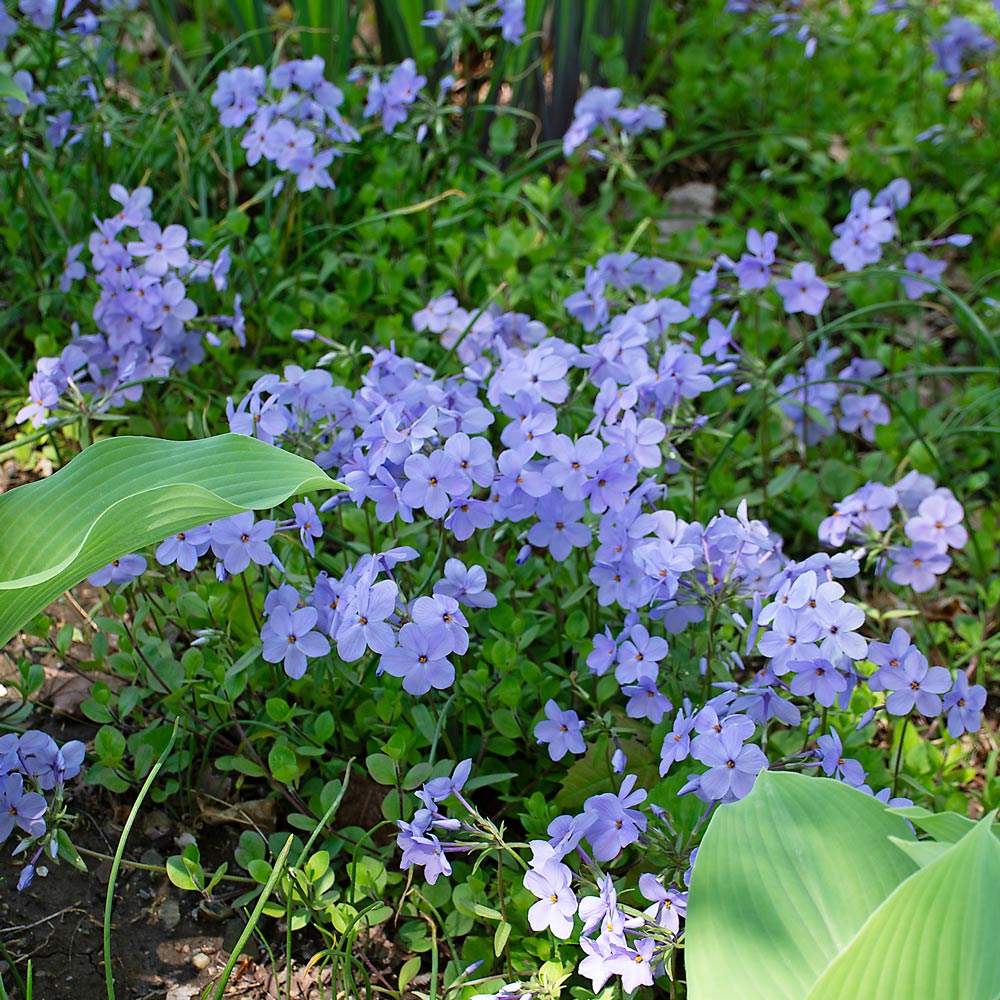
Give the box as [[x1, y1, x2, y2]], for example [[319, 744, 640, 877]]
[[0, 435, 338, 646], [686, 770, 918, 1000], [808, 814, 1000, 999]]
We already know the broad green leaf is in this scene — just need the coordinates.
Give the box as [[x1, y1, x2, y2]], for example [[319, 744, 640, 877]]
[[891, 804, 978, 843], [686, 771, 919, 1000], [0, 435, 337, 647], [808, 815, 1000, 999], [887, 836, 952, 868]]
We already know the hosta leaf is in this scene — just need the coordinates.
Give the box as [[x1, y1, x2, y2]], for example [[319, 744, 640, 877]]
[[686, 770, 919, 1000], [0, 435, 337, 646], [808, 814, 1000, 999]]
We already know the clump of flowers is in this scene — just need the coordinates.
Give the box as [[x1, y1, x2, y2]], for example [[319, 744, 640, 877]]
[[931, 16, 996, 84], [213, 56, 360, 191], [16, 185, 235, 430], [819, 472, 968, 593], [0, 730, 85, 890], [422, 1, 526, 47], [363, 58, 426, 135], [563, 87, 665, 157], [724, 0, 818, 57]]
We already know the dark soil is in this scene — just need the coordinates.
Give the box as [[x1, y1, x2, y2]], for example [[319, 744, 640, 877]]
[[0, 783, 245, 999], [0, 773, 397, 999]]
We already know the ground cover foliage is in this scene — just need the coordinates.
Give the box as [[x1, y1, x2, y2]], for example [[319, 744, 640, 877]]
[[1, 0, 1000, 996]]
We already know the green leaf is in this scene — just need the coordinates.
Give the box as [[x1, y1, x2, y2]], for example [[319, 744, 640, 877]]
[[890, 805, 978, 843], [0, 71, 28, 105], [265, 697, 292, 723], [248, 858, 273, 883], [268, 743, 300, 783], [686, 771, 919, 1000], [494, 920, 512, 957], [94, 725, 126, 764], [0, 435, 337, 646], [808, 816, 1000, 999], [887, 836, 951, 868], [55, 829, 88, 872], [398, 955, 421, 993], [166, 855, 200, 891], [366, 752, 397, 786]]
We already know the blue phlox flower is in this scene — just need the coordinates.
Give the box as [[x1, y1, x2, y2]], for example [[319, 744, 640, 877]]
[[690, 719, 767, 802], [943, 673, 986, 737], [292, 499, 323, 554], [263, 582, 300, 617], [886, 543, 951, 592], [622, 676, 672, 723], [379, 622, 455, 694], [534, 700, 586, 761], [788, 657, 848, 706], [900, 252, 947, 300], [523, 858, 577, 938], [586, 627, 618, 675], [397, 811, 453, 884], [88, 553, 147, 587], [495, 0, 525, 43], [401, 450, 467, 518], [838, 392, 890, 442], [261, 605, 330, 678], [526, 494, 590, 562], [734, 228, 777, 290], [881, 648, 950, 716], [126, 221, 189, 277], [815, 729, 865, 785], [615, 623, 668, 684], [546, 812, 594, 856], [776, 261, 829, 316], [419, 758, 472, 808], [210, 512, 277, 574], [582, 774, 647, 861], [0, 774, 46, 842], [433, 558, 497, 608], [156, 523, 211, 571], [640, 873, 687, 934], [411, 594, 469, 655], [659, 708, 696, 774], [905, 491, 967, 552], [336, 577, 398, 661]]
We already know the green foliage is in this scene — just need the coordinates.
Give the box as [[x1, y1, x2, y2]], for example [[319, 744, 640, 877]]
[[0, 435, 336, 646], [687, 770, 1000, 1000]]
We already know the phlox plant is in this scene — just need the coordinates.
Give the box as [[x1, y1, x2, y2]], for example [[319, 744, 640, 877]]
[[16, 164, 990, 994], [0, 730, 86, 891], [3, 3, 1000, 997]]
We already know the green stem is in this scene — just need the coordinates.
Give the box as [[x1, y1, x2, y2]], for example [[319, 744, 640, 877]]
[[105, 719, 180, 1000]]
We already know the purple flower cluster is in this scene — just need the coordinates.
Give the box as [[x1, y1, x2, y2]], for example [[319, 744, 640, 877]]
[[422, 1, 526, 45], [364, 58, 426, 135], [818, 472, 968, 592], [776, 342, 889, 444], [17, 185, 234, 429], [725, 1, 817, 58], [214, 57, 360, 191], [688, 178, 970, 347], [0, 730, 85, 890], [399, 757, 689, 995], [563, 87, 665, 157], [396, 759, 472, 885], [931, 16, 996, 84], [7, 0, 134, 38]]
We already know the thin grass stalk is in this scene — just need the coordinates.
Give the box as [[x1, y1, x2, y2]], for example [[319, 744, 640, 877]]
[[104, 719, 180, 1000], [206, 835, 295, 1000]]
